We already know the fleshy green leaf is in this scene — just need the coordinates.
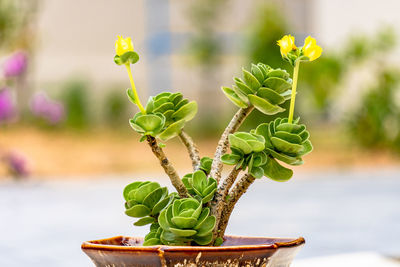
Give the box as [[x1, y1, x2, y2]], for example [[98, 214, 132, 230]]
[[126, 89, 136, 104], [143, 238, 161, 246], [169, 227, 197, 237], [157, 119, 185, 141], [171, 217, 198, 229], [274, 131, 302, 144], [251, 64, 265, 83], [250, 166, 264, 179], [270, 137, 304, 155], [134, 216, 155, 226], [125, 204, 151, 218], [264, 77, 291, 94], [221, 86, 248, 108], [123, 181, 142, 201], [192, 170, 206, 192], [171, 101, 198, 122], [265, 148, 303, 166], [194, 216, 216, 237], [234, 78, 254, 94], [134, 182, 160, 203], [229, 134, 252, 154], [242, 68, 261, 91], [257, 87, 285, 105], [248, 94, 285, 115], [151, 195, 171, 215], [263, 157, 293, 182], [120, 51, 139, 64], [143, 187, 164, 209], [221, 154, 241, 165], [134, 114, 165, 134], [193, 233, 213, 245]]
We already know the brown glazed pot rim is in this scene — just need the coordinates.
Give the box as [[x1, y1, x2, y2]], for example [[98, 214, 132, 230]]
[[81, 235, 305, 252]]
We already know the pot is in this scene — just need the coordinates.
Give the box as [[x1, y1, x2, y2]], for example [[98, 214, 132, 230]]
[[81, 235, 305, 267]]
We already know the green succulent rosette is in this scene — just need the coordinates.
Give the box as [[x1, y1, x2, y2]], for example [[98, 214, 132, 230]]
[[221, 132, 268, 178], [255, 118, 313, 181], [143, 223, 163, 246], [158, 198, 216, 245], [182, 170, 217, 203], [129, 92, 197, 141], [222, 63, 292, 115], [123, 181, 174, 226], [199, 156, 213, 175]]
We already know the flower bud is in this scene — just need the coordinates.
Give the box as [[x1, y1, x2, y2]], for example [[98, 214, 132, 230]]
[[115, 36, 134, 56]]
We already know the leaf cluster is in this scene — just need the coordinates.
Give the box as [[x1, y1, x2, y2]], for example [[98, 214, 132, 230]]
[[222, 118, 312, 181], [182, 170, 217, 203], [129, 92, 197, 141], [158, 198, 216, 245], [222, 63, 292, 115], [123, 179, 217, 246]]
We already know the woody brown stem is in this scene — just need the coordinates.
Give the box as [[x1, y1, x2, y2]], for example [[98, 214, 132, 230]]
[[209, 106, 254, 184], [146, 136, 188, 198], [210, 167, 241, 240], [216, 173, 256, 241], [178, 130, 201, 171]]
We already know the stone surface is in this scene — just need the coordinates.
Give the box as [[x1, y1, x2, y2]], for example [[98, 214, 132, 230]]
[[0, 168, 399, 266]]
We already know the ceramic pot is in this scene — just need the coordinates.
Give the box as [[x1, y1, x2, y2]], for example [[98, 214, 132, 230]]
[[82, 235, 305, 267]]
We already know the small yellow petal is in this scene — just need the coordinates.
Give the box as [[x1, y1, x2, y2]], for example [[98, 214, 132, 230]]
[[115, 36, 134, 56], [277, 34, 297, 57], [302, 36, 322, 61]]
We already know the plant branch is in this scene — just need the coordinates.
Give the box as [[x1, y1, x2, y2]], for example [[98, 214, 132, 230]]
[[210, 167, 241, 240], [210, 106, 254, 183], [146, 136, 189, 198], [216, 173, 256, 240], [178, 130, 201, 171]]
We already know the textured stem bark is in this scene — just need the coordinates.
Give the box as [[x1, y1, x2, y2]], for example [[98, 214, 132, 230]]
[[178, 130, 201, 171], [216, 173, 256, 240], [146, 136, 188, 198], [210, 167, 241, 240], [210, 106, 254, 183]]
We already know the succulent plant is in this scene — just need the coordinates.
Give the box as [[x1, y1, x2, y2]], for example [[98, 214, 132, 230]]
[[123, 181, 174, 226], [221, 132, 268, 178], [158, 198, 216, 245], [255, 117, 313, 181], [114, 34, 323, 247], [182, 170, 217, 203], [222, 63, 292, 115], [129, 92, 197, 141]]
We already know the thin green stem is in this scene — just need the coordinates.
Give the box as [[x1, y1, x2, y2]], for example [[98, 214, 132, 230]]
[[288, 60, 300, 124], [125, 63, 146, 114]]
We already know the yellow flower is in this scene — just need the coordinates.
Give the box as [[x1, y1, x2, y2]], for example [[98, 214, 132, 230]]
[[302, 36, 322, 61], [115, 36, 134, 56], [277, 35, 296, 57]]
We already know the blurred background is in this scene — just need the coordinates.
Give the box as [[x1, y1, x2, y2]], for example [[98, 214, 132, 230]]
[[0, 0, 399, 266]]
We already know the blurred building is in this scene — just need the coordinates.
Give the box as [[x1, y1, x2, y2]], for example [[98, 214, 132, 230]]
[[33, 0, 400, 102]]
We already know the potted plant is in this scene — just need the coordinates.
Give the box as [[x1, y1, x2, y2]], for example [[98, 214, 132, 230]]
[[82, 34, 322, 266]]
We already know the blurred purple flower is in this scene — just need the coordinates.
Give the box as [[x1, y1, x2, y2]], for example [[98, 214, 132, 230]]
[[30, 92, 65, 124], [3, 51, 28, 78], [0, 88, 15, 122], [2, 151, 30, 178]]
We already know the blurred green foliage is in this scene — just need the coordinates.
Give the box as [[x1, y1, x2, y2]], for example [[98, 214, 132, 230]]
[[347, 68, 400, 152], [0, 0, 38, 50], [60, 79, 91, 129], [300, 27, 396, 120], [186, 0, 227, 66], [103, 89, 130, 127], [245, 3, 290, 70], [241, 3, 290, 130]]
